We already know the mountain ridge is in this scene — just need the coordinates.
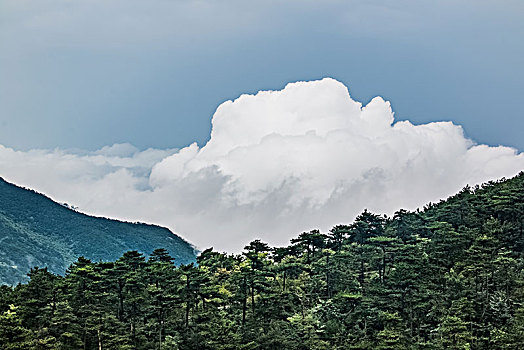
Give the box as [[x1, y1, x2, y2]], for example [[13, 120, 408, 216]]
[[0, 177, 197, 285]]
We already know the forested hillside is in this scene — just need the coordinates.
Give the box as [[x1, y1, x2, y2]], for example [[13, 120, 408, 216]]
[[0, 177, 196, 285], [1, 173, 524, 349]]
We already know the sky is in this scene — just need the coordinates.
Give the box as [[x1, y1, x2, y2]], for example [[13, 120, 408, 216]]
[[0, 1, 523, 251]]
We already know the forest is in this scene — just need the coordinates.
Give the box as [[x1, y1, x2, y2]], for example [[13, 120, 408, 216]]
[[1, 173, 524, 349]]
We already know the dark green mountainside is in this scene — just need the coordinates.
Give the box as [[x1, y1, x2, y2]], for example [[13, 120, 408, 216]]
[[0, 177, 196, 285]]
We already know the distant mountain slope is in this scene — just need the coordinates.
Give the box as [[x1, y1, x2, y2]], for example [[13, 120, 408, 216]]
[[0, 177, 197, 285]]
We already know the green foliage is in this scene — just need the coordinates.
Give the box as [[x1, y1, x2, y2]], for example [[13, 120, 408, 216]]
[[0, 177, 197, 285], [2, 172, 524, 348]]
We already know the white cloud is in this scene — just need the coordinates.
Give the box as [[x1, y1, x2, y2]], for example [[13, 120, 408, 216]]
[[1, 78, 523, 251]]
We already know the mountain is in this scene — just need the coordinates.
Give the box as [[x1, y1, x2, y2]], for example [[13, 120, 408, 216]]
[[2, 173, 524, 349], [0, 177, 197, 285]]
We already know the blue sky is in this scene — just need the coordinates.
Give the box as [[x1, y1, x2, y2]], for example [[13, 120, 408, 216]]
[[1, 0, 523, 151]]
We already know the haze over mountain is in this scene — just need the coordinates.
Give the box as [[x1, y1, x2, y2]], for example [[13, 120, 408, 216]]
[[0, 177, 197, 285]]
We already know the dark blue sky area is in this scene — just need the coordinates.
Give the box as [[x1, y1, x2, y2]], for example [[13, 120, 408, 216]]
[[1, 1, 523, 151]]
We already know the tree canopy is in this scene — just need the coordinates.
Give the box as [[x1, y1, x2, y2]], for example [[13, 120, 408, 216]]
[[2, 172, 524, 349]]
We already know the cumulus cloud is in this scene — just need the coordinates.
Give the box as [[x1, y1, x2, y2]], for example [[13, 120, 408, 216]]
[[1, 78, 523, 251]]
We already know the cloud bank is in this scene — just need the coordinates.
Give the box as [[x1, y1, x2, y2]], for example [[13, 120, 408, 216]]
[[1, 78, 523, 251]]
